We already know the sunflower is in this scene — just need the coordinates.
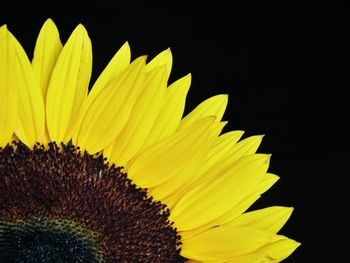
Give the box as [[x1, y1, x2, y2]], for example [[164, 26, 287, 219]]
[[0, 19, 300, 262]]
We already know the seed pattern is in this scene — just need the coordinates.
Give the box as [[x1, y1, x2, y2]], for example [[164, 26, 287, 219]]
[[0, 218, 103, 262], [0, 142, 184, 262]]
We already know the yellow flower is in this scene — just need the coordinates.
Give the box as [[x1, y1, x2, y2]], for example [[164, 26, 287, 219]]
[[0, 19, 299, 262]]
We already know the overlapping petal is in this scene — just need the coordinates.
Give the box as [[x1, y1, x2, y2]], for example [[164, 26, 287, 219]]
[[46, 24, 92, 143], [0, 25, 45, 148], [0, 25, 17, 147]]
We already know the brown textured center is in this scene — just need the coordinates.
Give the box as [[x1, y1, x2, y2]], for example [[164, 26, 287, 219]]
[[0, 142, 185, 262]]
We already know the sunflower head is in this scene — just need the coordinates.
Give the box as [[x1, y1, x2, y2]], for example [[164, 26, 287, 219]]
[[0, 19, 299, 262]]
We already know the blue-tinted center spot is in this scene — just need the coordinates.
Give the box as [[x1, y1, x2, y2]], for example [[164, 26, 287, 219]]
[[0, 218, 103, 263]]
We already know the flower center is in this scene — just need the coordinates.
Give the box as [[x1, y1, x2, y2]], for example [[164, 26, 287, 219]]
[[0, 142, 184, 262], [0, 218, 102, 262]]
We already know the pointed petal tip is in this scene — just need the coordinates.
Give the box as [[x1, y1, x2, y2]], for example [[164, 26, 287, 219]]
[[274, 205, 295, 218], [268, 173, 280, 184], [135, 55, 148, 64], [221, 120, 229, 126], [286, 238, 301, 250], [216, 94, 229, 105], [276, 237, 301, 259], [181, 73, 192, 82], [74, 23, 88, 35], [0, 24, 8, 37], [257, 153, 272, 164], [44, 18, 55, 26], [161, 47, 172, 55], [286, 206, 295, 217], [123, 40, 130, 48], [41, 18, 59, 35], [215, 93, 229, 99]]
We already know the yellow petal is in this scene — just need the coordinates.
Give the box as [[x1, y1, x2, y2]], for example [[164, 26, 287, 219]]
[[32, 18, 62, 99], [5, 28, 45, 147], [74, 56, 146, 153], [72, 42, 131, 148], [227, 134, 264, 159], [0, 25, 17, 147], [46, 24, 92, 143], [254, 237, 300, 263], [226, 206, 294, 234], [178, 175, 280, 240], [157, 122, 228, 208], [209, 121, 228, 139], [142, 73, 191, 149], [226, 237, 300, 263], [88, 41, 131, 100], [170, 154, 270, 231], [149, 121, 222, 201], [180, 194, 261, 241], [181, 225, 285, 261], [179, 94, 228, 130], [125, 117, 215, 188], [255, 172, 280, 195], [200, 130, 245, 175], [105, 66, 167, 165], [188, 135, 264, 189], [146, 48, 172, 80], [181, 173, 280, 236]]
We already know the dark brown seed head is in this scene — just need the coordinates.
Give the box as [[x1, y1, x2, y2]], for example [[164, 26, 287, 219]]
[[0, 142, 185, 262]]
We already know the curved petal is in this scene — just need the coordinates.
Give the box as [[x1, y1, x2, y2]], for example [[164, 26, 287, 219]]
[[74, 56, 146, 153], [46, 24, 92, 143], [199, 130, 245, 176], [104, 66, 167, 165], [179, 194, 261, 241], [226, 206, 294, 234], [141, 73, 191, 149], [170, 154, 270, 231], [0, 25, 17, 147], [179, 94, 228, 130], [181, 225, 287, 261], [149, 121, 224, 201], [5, 27, 45, 147], [179, 173, 281, 240], [146, 48, 172, 81], [125, 117, 215, 188], [32, 19, 62, 99], [226, 237, 300, 263], [187, 135, 264, 190], [88, 41, 131, 100], [162, 130, 245, 209], [255, 172, 280, 195]]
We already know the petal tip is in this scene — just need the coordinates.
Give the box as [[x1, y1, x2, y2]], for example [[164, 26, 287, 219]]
[[44, 18, 54, 25], [123, 40, 130, 49], [74, 23, 88, 36], [0, 24, 8, 37]]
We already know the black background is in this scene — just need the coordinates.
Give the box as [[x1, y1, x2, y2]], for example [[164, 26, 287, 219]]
[[1, 2, 348, 262]]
